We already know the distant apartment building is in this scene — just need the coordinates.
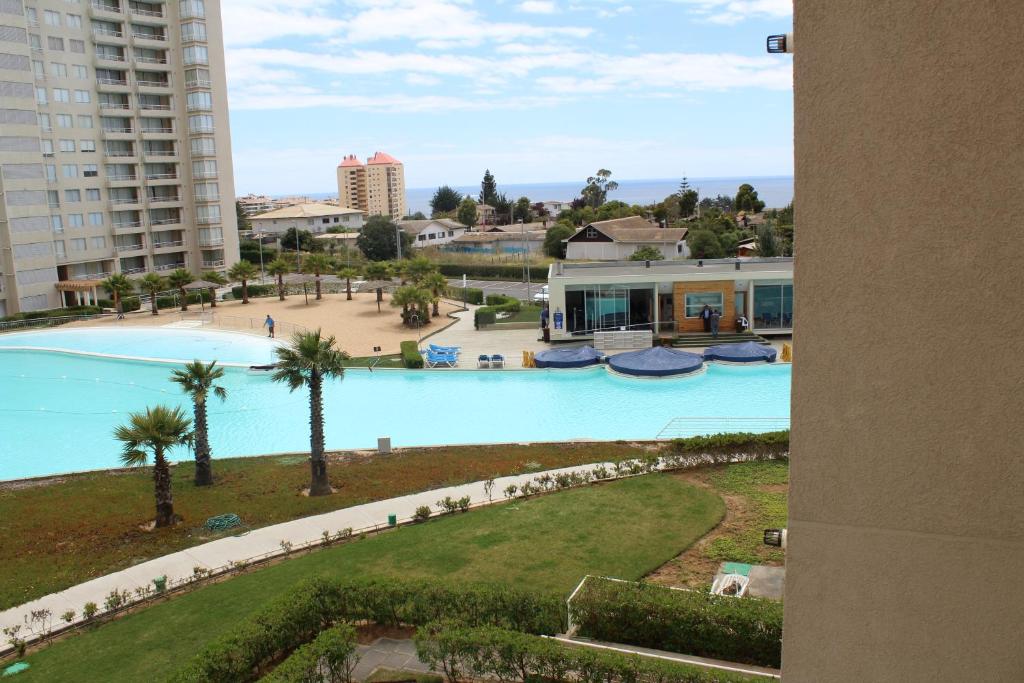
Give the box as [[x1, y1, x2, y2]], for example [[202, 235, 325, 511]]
[[236, 193, 274, 216], [0, 0, 239, 315], [335, 151, 406, 220], [250, 203, 365, 236]]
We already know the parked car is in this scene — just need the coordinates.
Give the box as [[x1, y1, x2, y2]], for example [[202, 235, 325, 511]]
[[533, 285, 549, 302]]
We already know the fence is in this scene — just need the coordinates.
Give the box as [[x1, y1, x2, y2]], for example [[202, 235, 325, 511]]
[[0, 313, 115, 334], [177, 311, 307, 338]]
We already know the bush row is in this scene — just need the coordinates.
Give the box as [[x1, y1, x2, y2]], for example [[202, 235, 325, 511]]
[[0, 305, 102, 322], [436, 263, 547, 283], [262, 622, 358, 683], [445, 286, 484, 305], [169, 577, 565, 682], [414, 623, 750, 683], [400, 340, 424, 369], [474, 295, 523, 328], [670, 430, 790, 456], [570, 579, 783, 668]]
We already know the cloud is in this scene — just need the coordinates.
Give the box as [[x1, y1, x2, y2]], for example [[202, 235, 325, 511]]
[[517, 1, 558, 13], [405, 73, 442, 86], [221, 0, 345, 47], [671, 0, 792, 25]]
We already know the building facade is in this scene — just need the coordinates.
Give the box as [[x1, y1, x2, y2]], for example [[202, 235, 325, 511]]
[[250, 203, 365, 236], [0, 0, 238, 315], [398, 218, 466, 248], [546, 258, 792, 341], [447, 229, 546, 255], [335, 151, 406, 220], [564, 216, 689, 261]]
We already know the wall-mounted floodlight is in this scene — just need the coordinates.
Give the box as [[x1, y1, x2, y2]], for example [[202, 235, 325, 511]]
[[764, 528, 788, 548], [767, 33, 793, 54]]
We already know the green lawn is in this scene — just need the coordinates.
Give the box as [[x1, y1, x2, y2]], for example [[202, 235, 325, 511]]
[[499, 304, 545, 324], [703, 460, 789, 565], [18, 475, 723, 682]]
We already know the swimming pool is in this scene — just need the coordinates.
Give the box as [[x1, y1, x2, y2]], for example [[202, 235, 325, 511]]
[[0, 329, 791, 480]]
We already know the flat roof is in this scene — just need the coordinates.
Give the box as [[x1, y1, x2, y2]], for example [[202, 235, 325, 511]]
[[550, 257, 793, 279]]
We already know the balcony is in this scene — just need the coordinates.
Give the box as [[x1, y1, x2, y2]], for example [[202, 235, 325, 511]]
[[128, 5, 164, 19], [91, 2, 123, 17], [195, 215, 222, 225], [94, 53, 128, 67], [192, 170, 217, 179], [185, 79, 212, 89], [194, 193, 220, 203], [149, 216, 181, 226], [109, 197, 141, 208], [72, 270, 113, 281], [201, 259, 226, 269], [130, 32, 167, 46], [114, 241, 144, 252], [93, 27, 125, 39], [136, 78, 169, 89], [147, 194, 181, 205], [144, 173, 177, 182], [154, 262, 185, 272], [121, 266, 147, 275], [198, 238, 225, 247], [113, 220, 143, 230]]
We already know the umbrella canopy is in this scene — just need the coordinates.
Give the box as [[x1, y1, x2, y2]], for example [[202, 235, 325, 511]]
[[607, 346, 704, 378], [534, 345, 604, 369], [183, 279, 222, 290], [703, 341, 777, 363]]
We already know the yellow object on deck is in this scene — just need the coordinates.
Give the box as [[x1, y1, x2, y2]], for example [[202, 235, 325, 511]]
[[522, 350, 536, 368], [781, 343, 793, 362]]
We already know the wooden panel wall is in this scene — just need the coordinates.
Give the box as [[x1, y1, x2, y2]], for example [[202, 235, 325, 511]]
[[672, 280, 736, 333]]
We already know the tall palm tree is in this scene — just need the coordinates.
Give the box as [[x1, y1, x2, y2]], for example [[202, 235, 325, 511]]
[[114, 405, 192, 528], [420, 271, 448, 317], [363, 261, 391, 306], [138, 273, 166, 316], [228, 260, 258, 304], [303, 253, 333, 300], [170, 361, 227, 486], [101, 273, 134, 317], [201, 270, 227, 309], [271, 331, 346, 496], [406, 256, 435, 285], [267, 258, 289, 301], [167, 268, 195, 312], [336, 267, 359, 301]]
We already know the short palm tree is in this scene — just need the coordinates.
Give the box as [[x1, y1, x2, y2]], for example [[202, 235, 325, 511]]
[[363, 261, 391, 305], [228, 260, 258, 304], [267, 258, 289, 301], [391, 284, 431, 327], [138, 273, 166, 316], [114, 405, 192, 528], [336, 267, 359, 301], [406, 256, 435, 285], [303, 253, 333, 300], [101, 273, 134, 316], [170, 361, 227, 486], [271, 330, 347, 496], [167, 268, 195, 312], [421, 271, 448, 317], [201, 270, 227, 309]]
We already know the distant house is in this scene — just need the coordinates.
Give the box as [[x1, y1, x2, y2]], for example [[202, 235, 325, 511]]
[[447, 230, 546, 255], [542, 200, 572, 216], [483, 222, 546, 233], [251, 203, 366, 236], [399, 218, 468, 248], [476, 203, 497, 226], [564, 216, 689, 260], [737, 237, 758, 257]]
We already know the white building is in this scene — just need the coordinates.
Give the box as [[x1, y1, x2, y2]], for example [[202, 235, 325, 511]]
[[398, 218, 467, 248], [564, 216, 689, 261], [250, 203, 365, 236], [542, 200, 572, 216]]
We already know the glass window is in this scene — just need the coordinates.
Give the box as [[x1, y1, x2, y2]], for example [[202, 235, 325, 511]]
[[752, 283, 794, 329], [83, 164, 98, 177], [64, 189, 81, 202], [26, 7, 37, 25], [50, 62, 67, 78], [189, 137, 215, 155], [186, 91, 212, 111], [181, 21, 206, 42], [74, 89, 90, 103], [54, 240, 66, 257], [86, 188, 101, 201], [32, 60, 44, 78], [182, 45, 208, 65], [47, 189, 59, 207], [66, 14, 83, 29], [70, 237, 86, 251], [51, 215, 63, 232], [35, 87, 46, 104], [59, 139, 75, 152], [91, 236, 106, 249], [88, 211, 103, 225], [44, 163, 56, 180], [38, 113, 52, 132], [47, 36, 64, 51], [62, 164, 77, 178], [77, 114, 93, 128], [185, 67, 210, 86], [53, 88, 69, 103], [40, 140, 54, 157], [180, 0, 206, 19], [69, 39, 85, 54], [67, 213, 84, 227], [44, 10, 61, 26], [56, 114, 73, 128], [684, 292, 724, 318], [72, 64, 87, 79], [192, 159, 216, 177], [80, 139, 96, 152], [188, 114, 214, 132], [29, 33, 41, 49]]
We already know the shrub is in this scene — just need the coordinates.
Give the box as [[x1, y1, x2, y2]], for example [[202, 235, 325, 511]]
[[414, 623, 748, 683], [474, 295, 522, 328], [660, 431, 790, 472], [400, 341, 424, 369], [0, 305, 103, 323], [570, 578, 783, 668], [97, 297, 142, 312], [262, 622, 358, 683], [230, 284, 277, 300], [473, 309, 497, 328], [436, 496, 458, 514], [81, 602, 98, 620], [435, 263, 546, 283], [446, 286, 484, 305], [413, 506, 432, 522], [457, 496, 470, 512]]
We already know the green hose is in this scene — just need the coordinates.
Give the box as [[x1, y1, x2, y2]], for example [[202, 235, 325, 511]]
[[205, 513, 242, 532]]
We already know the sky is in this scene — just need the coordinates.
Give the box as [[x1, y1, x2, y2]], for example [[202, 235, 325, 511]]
[[222, 0, 794, 194]]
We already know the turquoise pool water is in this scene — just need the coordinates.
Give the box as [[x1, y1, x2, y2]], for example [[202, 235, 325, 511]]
[[0, 329, 791, 480]]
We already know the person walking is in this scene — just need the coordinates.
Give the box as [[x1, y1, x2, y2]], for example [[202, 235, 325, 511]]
[[701, 304, 712, 333], [710, 309, 721, 338], [264, 314, 275, 338]]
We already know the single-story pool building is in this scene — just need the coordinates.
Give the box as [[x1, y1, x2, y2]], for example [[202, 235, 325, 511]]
[[546, 257, 793, 341]]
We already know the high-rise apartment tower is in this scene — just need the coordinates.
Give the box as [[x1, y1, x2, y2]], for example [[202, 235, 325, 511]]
[[0, 0, 238, 315], [336, 151, 406, 220]]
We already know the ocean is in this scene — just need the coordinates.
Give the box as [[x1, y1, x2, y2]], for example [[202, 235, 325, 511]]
[[302, 176, 794, 216]]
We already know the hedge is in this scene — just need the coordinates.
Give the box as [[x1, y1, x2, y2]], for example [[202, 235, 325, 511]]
[[414, 623, 750, 683], [261, 623, 358, 683], [97, 297, 142, 313], [570, 579, 783, 668], [670, 430, 789, 456], [436, 263, 546, 283], [169, 577, 566, 682], [0, 305, 102, 322], [400, 340, 424, 369], [474, 295, 522, 328], [231, 284, 277, 300], [155, 291, 211, 309], [445, 286, 484, 305]]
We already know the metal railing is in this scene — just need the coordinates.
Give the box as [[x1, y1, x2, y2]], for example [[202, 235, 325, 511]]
[[154, 262, 184, 271], [0, 313, 116, 334], [190, 312, 307, 338], [152, 240, 184, 248]]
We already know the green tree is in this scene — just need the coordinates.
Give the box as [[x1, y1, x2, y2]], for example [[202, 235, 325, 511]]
[[629, 245, 664, 261], [167, 268, 195, 312], [391, 284, 431, 327], [543, 223, 575, 258], [228, 260, 258, 304], [457, 197, 478, 229], [239, 238, 276, 266], [755, 223, 781, 257], [281, 227, 317, 252], [420, 270, 448, 317], [492, 192, 513, 225], [687, 229, 725, 259], [678, 177, 699, 218], [235, 201, 251, 231], [101, 273, 134, 316], [405, 211, 427, 220], [363, 261, 392, 307], [513, 196, 533, 224], [267, 258, 290, 301], [138, 273, 165, 316], [113, 405, 192, 528], [303, 253, 333, 300], [479, 169, 497, 206], [718, 231, 741, 257], [336, 267, 359, 301], [734, 183, 766, 213], [580, 169, 619, 208], [356, 215, 410, 261], [201, 270, 227, 309], [271, 330, 347, 496], [700, 195, 734, 213], [404, 256, 435, 285], [430, 185, 462, 215], [170, 361, 227, 487]]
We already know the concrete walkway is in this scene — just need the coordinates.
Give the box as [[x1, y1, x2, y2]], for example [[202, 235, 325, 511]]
[[0, 463, 613, 646], [424, 306, 560, 369]]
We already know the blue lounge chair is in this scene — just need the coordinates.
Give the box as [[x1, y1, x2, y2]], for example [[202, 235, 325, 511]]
[[489, 354, 505, 368], [477, 354, 490, 368], [430, 343, 461, 354], [423, 350, 458, 368]]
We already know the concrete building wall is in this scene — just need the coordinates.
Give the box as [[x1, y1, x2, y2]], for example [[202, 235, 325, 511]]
[[565, 241, 685, 261], [784, 2, 1023, 681]]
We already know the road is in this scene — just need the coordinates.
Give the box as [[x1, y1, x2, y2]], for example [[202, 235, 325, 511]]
[[446, 278, 545, 302]]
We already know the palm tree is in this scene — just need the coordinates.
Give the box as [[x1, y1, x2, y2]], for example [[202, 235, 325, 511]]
[[405, 256, 435, 285], [101, 273, 134, 317], [267, 258, 289, 301], [391, 285, 431, 327], [228, 260, 258, 304], [336, 267, 359, 301], [303, 253, 333, 300], [272, 331, 347, 496], [114, 405, 192, 528], [363, 261, 391, 306], [201, 270, 227, 309], [138, 273, 166, 316], [421, 271, 448, 317], [167, 268, 195, 312], [170, 361, 227, 486]]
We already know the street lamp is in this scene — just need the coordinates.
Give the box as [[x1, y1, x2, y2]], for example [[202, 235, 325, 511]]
[[519, 219, 531, 302]]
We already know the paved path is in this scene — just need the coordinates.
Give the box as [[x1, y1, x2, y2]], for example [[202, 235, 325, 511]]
[[0, 463, 613, 646], [423, 307, 564, 369], [447, 279, 543, 302], [353, 638, 432, 681]]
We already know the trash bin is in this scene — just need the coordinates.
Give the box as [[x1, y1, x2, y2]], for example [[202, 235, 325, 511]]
[[153, 575, 167, 592], [542, 327, 550, 342], [387, 514, 397, 527]]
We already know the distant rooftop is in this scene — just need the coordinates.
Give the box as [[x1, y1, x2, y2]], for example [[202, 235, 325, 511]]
[[338, 154, 363, 168], [551, 257, 793, 279], [367, 151, 401, 165], [251, 203, 365, 220]]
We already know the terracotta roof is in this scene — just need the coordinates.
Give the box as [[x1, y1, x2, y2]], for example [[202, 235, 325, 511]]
[[367, 151, 401, 165], [251, 203, 365, 220], [338, 154, 363, 168]]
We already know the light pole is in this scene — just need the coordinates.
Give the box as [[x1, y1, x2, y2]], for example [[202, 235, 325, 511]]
[[395, 222, 402, 261], [519, 219, 531, 301]]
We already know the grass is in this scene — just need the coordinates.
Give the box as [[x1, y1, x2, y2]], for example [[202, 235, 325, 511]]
[[0, 442, 661, 610], [17, 475, 723, 682], [702, 460, 788, 565], [343, 353, 404, 368], [497, 304, 545, 324]]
